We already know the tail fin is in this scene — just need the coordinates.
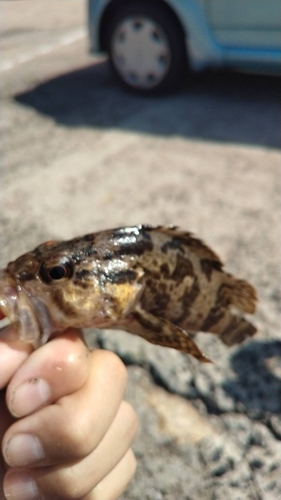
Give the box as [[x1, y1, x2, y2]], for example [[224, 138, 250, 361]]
[[226, 278, 257, 314], [203, 277, 257, 346], [218, 313, 257, 346]]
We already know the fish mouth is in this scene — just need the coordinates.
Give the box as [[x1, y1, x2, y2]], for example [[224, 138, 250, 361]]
[[0, 269, 53, 347], [0, 270, 19, 325]]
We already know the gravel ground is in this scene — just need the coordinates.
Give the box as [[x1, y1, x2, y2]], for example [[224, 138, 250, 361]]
[[1, 2, 281, 498]]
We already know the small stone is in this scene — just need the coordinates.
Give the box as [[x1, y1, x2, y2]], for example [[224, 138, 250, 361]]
[[269, 415, 281, 439]]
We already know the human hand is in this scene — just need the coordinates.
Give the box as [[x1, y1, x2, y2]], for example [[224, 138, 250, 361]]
[[0, 326, 138, 500]]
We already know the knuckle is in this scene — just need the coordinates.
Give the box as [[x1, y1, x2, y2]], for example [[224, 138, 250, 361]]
[[90, 450, 137, 500], [52, 466, 86, 499], [57, 413, 92, 458]]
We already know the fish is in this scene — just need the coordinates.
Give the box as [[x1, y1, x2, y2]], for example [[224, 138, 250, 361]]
[[0, 225, 257, 362]]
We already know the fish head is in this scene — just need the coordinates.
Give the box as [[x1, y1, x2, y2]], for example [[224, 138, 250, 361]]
[[0, 240, 109, 346]]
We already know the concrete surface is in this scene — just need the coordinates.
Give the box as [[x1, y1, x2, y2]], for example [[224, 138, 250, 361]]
[[1, 1, 281, 499]]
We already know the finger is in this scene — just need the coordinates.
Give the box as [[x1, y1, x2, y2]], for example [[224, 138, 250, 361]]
[[83, 449, 137, 500], [3, 401, 138, 500], [6, 329, 90, 418], [0, 390, 15, 500], [0, 391, 14, 445], [0, 390, 13, 487], [30, 401, 137, 499], [0, 326, 33, 390], [3, 350, 128, 467]]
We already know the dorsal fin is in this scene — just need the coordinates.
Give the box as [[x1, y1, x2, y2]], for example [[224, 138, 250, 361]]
[[143, 225, 223, 268]]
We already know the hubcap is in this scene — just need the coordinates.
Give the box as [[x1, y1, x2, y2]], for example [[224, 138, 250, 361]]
[[111, 16, 171, 89]]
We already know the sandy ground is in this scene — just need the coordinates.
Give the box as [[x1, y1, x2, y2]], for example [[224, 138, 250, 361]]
[[1, 1, 281, 499]]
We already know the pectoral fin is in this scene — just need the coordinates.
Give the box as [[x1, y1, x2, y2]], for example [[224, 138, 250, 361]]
[[127, 306, 211, 363]]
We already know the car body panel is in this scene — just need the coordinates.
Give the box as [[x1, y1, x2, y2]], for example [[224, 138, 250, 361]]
[[88, 0, 281, 72], [209, 0, 281, 49]]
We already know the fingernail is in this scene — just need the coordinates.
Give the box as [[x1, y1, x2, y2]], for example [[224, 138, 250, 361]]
[[10, 378, 52, 417], [4, 471, 41, 500], [4, 434, 45, 466]]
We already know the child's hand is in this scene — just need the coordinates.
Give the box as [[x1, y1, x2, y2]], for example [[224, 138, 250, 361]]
[[0, 326, 138, 500]]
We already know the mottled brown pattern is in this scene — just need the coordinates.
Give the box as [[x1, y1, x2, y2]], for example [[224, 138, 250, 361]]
[[145, 288, 171, 318], [72, 280, 90, 289], [161, 238, 185, 255], [200, 259, 216, 281], [141, 276, 170, 317], [142, 267, 161, 281], [134, 310, 162, 333], [18, 271, 36, 281], [75, 269, 95, 281], [200, 283, 232, 331], [219, 316, 257, 346], [160, 263, 170, 279], [129, 309, 210, 363], [108, 269, 138, 285], [171, 254, 194, 282], [52, 289, 78, 318], [201, 304, 225, 332], [0, 225, 257, 361], [175, 276, 201, 324]]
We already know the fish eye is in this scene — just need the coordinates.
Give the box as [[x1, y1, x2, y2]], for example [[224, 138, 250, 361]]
[[49, 266, 67, 280], [39, 259, 73, 283]]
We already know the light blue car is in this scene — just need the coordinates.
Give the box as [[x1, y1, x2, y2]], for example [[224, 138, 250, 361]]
[[88, 0, 281, 92]]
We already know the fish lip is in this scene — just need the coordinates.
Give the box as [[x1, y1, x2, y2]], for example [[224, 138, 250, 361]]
[[0, 270, 18, 323], [0, 269, 47, 346]]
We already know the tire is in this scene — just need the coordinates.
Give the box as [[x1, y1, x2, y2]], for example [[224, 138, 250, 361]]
[[105, 2, 188, 93]]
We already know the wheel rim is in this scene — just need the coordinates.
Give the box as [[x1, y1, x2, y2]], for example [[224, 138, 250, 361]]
[[111, 16, 171, 89]]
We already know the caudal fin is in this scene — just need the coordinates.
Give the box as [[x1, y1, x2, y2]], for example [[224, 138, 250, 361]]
[[227, 278, 257, 314], [203, 276, 257, 346], [218, 313, 257, 346]]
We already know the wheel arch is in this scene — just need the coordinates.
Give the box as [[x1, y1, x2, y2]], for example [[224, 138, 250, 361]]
[[99, 0, 188, 54]]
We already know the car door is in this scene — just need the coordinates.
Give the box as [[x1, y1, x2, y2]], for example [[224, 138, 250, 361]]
[[206, 0, 281, 49]]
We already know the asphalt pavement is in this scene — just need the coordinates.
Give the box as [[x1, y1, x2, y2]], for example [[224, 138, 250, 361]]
[[1, 1, 281, 499]]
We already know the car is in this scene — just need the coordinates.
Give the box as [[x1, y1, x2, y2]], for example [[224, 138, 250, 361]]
[[88, 0, 281, 93]]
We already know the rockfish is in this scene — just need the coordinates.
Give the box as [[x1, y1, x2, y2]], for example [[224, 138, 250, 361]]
[[0, 225, 257, 362]]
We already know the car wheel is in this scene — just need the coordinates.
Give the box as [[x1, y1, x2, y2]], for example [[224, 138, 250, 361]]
[[105, 2, 187, 93]]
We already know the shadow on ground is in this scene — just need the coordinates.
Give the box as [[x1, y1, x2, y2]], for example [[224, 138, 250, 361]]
[[15, 60, 281, 148], [223, 339, 281, 415]]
